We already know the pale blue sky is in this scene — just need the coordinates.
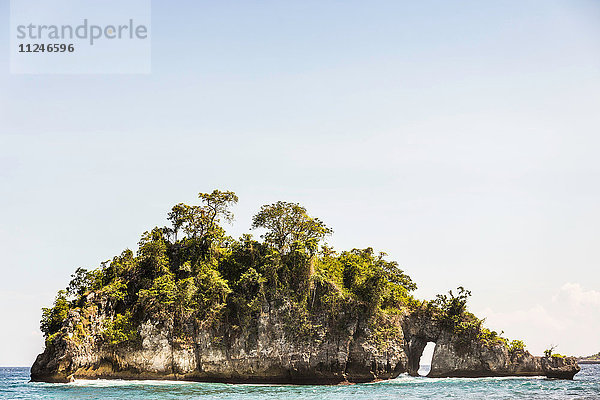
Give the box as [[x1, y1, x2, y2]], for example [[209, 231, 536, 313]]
[[1, 0, 600, 366]]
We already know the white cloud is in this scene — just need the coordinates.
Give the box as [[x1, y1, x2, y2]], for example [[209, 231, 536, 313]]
[[553, 282, 600, 311], [476, 283, 600, 357]]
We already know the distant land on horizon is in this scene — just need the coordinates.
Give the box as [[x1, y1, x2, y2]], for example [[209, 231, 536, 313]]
[[578, 353, 600, 364]]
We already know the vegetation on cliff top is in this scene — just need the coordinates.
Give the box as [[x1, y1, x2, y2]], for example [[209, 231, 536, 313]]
[[41, 190, 417, 346], [423, 286, 526, 354], [40, 190, 524, 353]]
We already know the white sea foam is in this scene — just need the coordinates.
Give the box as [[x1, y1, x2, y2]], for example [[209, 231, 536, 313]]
[[386, 373, 546, 384], [68, 378, 204, 387]]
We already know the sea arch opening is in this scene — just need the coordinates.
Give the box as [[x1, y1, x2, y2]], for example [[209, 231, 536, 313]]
[[406, 336, 437, 377], [418, 342, 436, 376]]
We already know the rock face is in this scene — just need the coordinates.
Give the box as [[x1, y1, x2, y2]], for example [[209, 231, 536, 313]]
[[401, 312, 580, 380], [31, 297, 407, 384], [31, 299, 580, 383]]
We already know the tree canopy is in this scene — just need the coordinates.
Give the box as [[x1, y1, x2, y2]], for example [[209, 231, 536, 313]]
[[40, 189, 516, 354], [251, 201, 332, 254], [167, 189, 238, 245]]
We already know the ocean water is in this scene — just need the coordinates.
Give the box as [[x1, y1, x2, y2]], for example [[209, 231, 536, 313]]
[[1, 365, 599, 400]]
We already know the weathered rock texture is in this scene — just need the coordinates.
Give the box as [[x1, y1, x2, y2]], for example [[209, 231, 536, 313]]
[[31, 298, 580, 383], [31, 296, 406, 384], [401, 312, 580, 380]]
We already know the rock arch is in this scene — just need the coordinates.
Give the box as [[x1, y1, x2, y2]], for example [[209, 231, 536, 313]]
[[400, 311, 579, 379], [401, 313, 442, 376]]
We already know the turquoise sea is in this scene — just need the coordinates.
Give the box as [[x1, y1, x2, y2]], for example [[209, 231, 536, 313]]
[[1, 365, 599, 400]]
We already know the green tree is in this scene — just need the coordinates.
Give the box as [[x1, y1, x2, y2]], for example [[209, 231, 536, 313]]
[[251, 201, 332, 254], [102, 312, 138, 345], [137, 227, 170, 280], [66, 267, 93, 299], [431, 286, 472, 329], [340, 248, 416, 311], [229, 267, 265, 327], [508, 339, 525, 353], [168, 190, 238, 250], [198, 189, 238, 229], [544, 345, 557, 358], [433, 287, 471, 316], [40, 290, 70, 338], [167, 203, 189, 241], [138, 273, 177, 315], [194, 263, 232, 319]]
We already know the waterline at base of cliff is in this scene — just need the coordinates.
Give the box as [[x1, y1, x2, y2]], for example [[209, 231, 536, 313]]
[[3, 365, 600, 400]]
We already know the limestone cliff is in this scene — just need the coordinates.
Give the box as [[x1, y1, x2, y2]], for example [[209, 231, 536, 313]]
[[31, 293, 406, 384], [31, 295, 579, 383]]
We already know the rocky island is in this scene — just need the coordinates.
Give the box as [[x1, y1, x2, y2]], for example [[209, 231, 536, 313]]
[[579, 353, 600, 364], [31, 191, 580, 383]]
